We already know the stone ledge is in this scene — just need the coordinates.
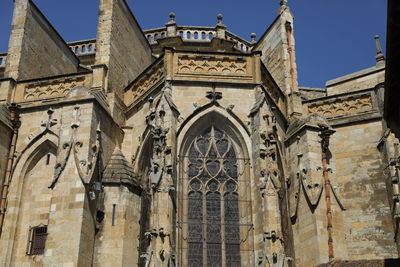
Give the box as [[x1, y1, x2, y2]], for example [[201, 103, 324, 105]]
[[326, 65, 385, 88]]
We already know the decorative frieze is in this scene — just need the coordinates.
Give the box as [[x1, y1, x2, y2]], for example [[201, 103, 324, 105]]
[[176, 54, 251, 78], [307, 93, 374, 118], [20, 74, 88, 101], [135, 63, 164, 98], [126, 60, 165, 105]]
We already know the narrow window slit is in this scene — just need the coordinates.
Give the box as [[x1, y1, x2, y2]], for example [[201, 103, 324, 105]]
[[112, 204, 116, 226]]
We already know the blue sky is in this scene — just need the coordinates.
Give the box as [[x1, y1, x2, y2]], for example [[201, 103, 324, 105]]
[[0, 0, 387, 88]]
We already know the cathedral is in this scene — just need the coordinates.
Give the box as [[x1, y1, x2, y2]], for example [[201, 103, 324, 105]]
[[0, 0, 399, 266]]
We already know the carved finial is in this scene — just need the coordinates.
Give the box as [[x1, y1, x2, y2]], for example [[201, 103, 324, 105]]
[[206, 91, 222, 102], [217, 14, 223, 25], [250, 33, 256, 44], [206, 85, 222, 103], [169, 12, 175, 22], [216, 13, 226, 37], [374, 35, 385, 66], [279, 0, 289, 14], [166, 12, 176, 28]]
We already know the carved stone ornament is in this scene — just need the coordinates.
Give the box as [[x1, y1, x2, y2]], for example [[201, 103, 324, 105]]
[[258, 168, 281, 197], [300, 161, 323, 207], [162, 81, 178, 112], [40, 108, 58, 131], [290, 144, 345, 219], [24, 74, 86, 101], [307, 93, 373, 118], [177, 54, 248, 76], [249, 86, 266, 116], [129, 59, 164, 102], [23, 108, 59, 149], [49, 133, 74, 189], [73, 123, 102, 185], [10, 108, 61, 181], [205, 85, 223, 103], [49, 106, 102, 189]]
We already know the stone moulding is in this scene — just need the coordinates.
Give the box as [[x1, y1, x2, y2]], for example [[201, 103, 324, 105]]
[[306, 91, 374, 119], [14, 72, 91, 103]]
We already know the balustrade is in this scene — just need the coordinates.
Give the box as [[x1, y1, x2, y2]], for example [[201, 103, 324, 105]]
[[144, 26, 251, 53], [68, 39, 96, 56]]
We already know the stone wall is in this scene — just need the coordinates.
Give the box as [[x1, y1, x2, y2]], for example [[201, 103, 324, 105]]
[[5, 0, 78, 81], [95, 0, 152, 97], [0, 93, 120, 266], [254, 7, 298, 96], [94, 186, 141, 266], [285, 125, 334, 266], [330, 120, 397, 259]]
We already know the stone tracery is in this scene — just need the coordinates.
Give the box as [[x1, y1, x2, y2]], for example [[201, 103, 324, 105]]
[[186, 126, 241, 266]]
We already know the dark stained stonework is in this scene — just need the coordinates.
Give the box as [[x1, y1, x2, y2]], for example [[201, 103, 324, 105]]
[[317, 259, 400, 267]]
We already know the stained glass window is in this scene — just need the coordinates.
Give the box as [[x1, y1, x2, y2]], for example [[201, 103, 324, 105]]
[[187, 126, 241, 266]]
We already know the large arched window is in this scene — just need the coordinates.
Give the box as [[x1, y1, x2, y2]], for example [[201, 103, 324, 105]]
[[179, 123, 252, 267]]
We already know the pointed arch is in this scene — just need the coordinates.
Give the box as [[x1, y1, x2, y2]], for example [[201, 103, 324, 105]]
[[0, 135, 58, 264], [176, 108, 254, 267], [11, 131, 58, 179], [177, 106, 251, 159]]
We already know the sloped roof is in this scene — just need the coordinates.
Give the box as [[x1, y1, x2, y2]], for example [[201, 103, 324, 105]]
[[102, 147, 141, 189]]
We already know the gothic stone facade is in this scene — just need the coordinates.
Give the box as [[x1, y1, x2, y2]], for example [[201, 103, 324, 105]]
[[0, 1, 399, 267]]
